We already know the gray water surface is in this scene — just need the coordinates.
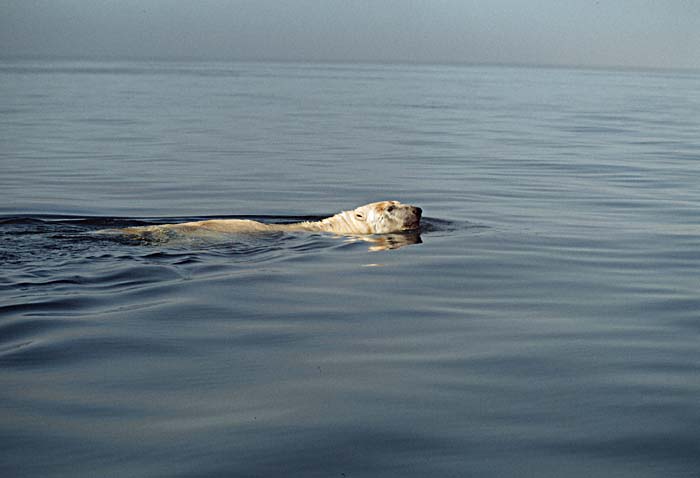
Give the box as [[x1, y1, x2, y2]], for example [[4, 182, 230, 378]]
[[2, 60, 700, 477]]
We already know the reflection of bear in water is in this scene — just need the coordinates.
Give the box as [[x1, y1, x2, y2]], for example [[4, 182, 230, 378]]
[[119, 201, 422, 236]]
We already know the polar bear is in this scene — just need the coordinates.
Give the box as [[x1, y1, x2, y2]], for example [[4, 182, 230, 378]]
[[117, 201, 422, 237]]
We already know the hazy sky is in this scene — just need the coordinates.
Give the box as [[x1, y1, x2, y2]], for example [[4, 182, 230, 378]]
[[1, 0, 699, 69]]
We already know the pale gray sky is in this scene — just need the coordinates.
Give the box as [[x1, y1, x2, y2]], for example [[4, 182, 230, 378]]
[[1, 0, 699, 69]]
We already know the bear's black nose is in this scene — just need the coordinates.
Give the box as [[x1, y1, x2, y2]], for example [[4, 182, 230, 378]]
[[413, 207, 422, 218]]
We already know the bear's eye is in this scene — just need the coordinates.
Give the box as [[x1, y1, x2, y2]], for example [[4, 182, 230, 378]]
[[355, 212, 365, 220], [387, 205, 395, 213]]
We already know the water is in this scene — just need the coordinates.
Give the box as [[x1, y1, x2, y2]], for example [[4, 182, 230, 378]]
[[2, 60, 700, 477]]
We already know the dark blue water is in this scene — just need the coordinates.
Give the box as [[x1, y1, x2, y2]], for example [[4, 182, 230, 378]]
[[2, 60, 700, 477]]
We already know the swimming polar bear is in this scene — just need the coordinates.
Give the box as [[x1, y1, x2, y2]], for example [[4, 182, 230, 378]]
[[117, 201, 422, 238]]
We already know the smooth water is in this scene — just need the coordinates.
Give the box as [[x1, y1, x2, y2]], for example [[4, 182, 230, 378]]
[[2, 60, 700, 477]]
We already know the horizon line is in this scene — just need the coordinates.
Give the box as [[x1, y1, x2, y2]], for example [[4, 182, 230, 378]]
[[1, 54, 699, 75]]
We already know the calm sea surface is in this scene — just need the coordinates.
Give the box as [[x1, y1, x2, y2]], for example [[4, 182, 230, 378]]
[[2, 60, 700, 477]]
